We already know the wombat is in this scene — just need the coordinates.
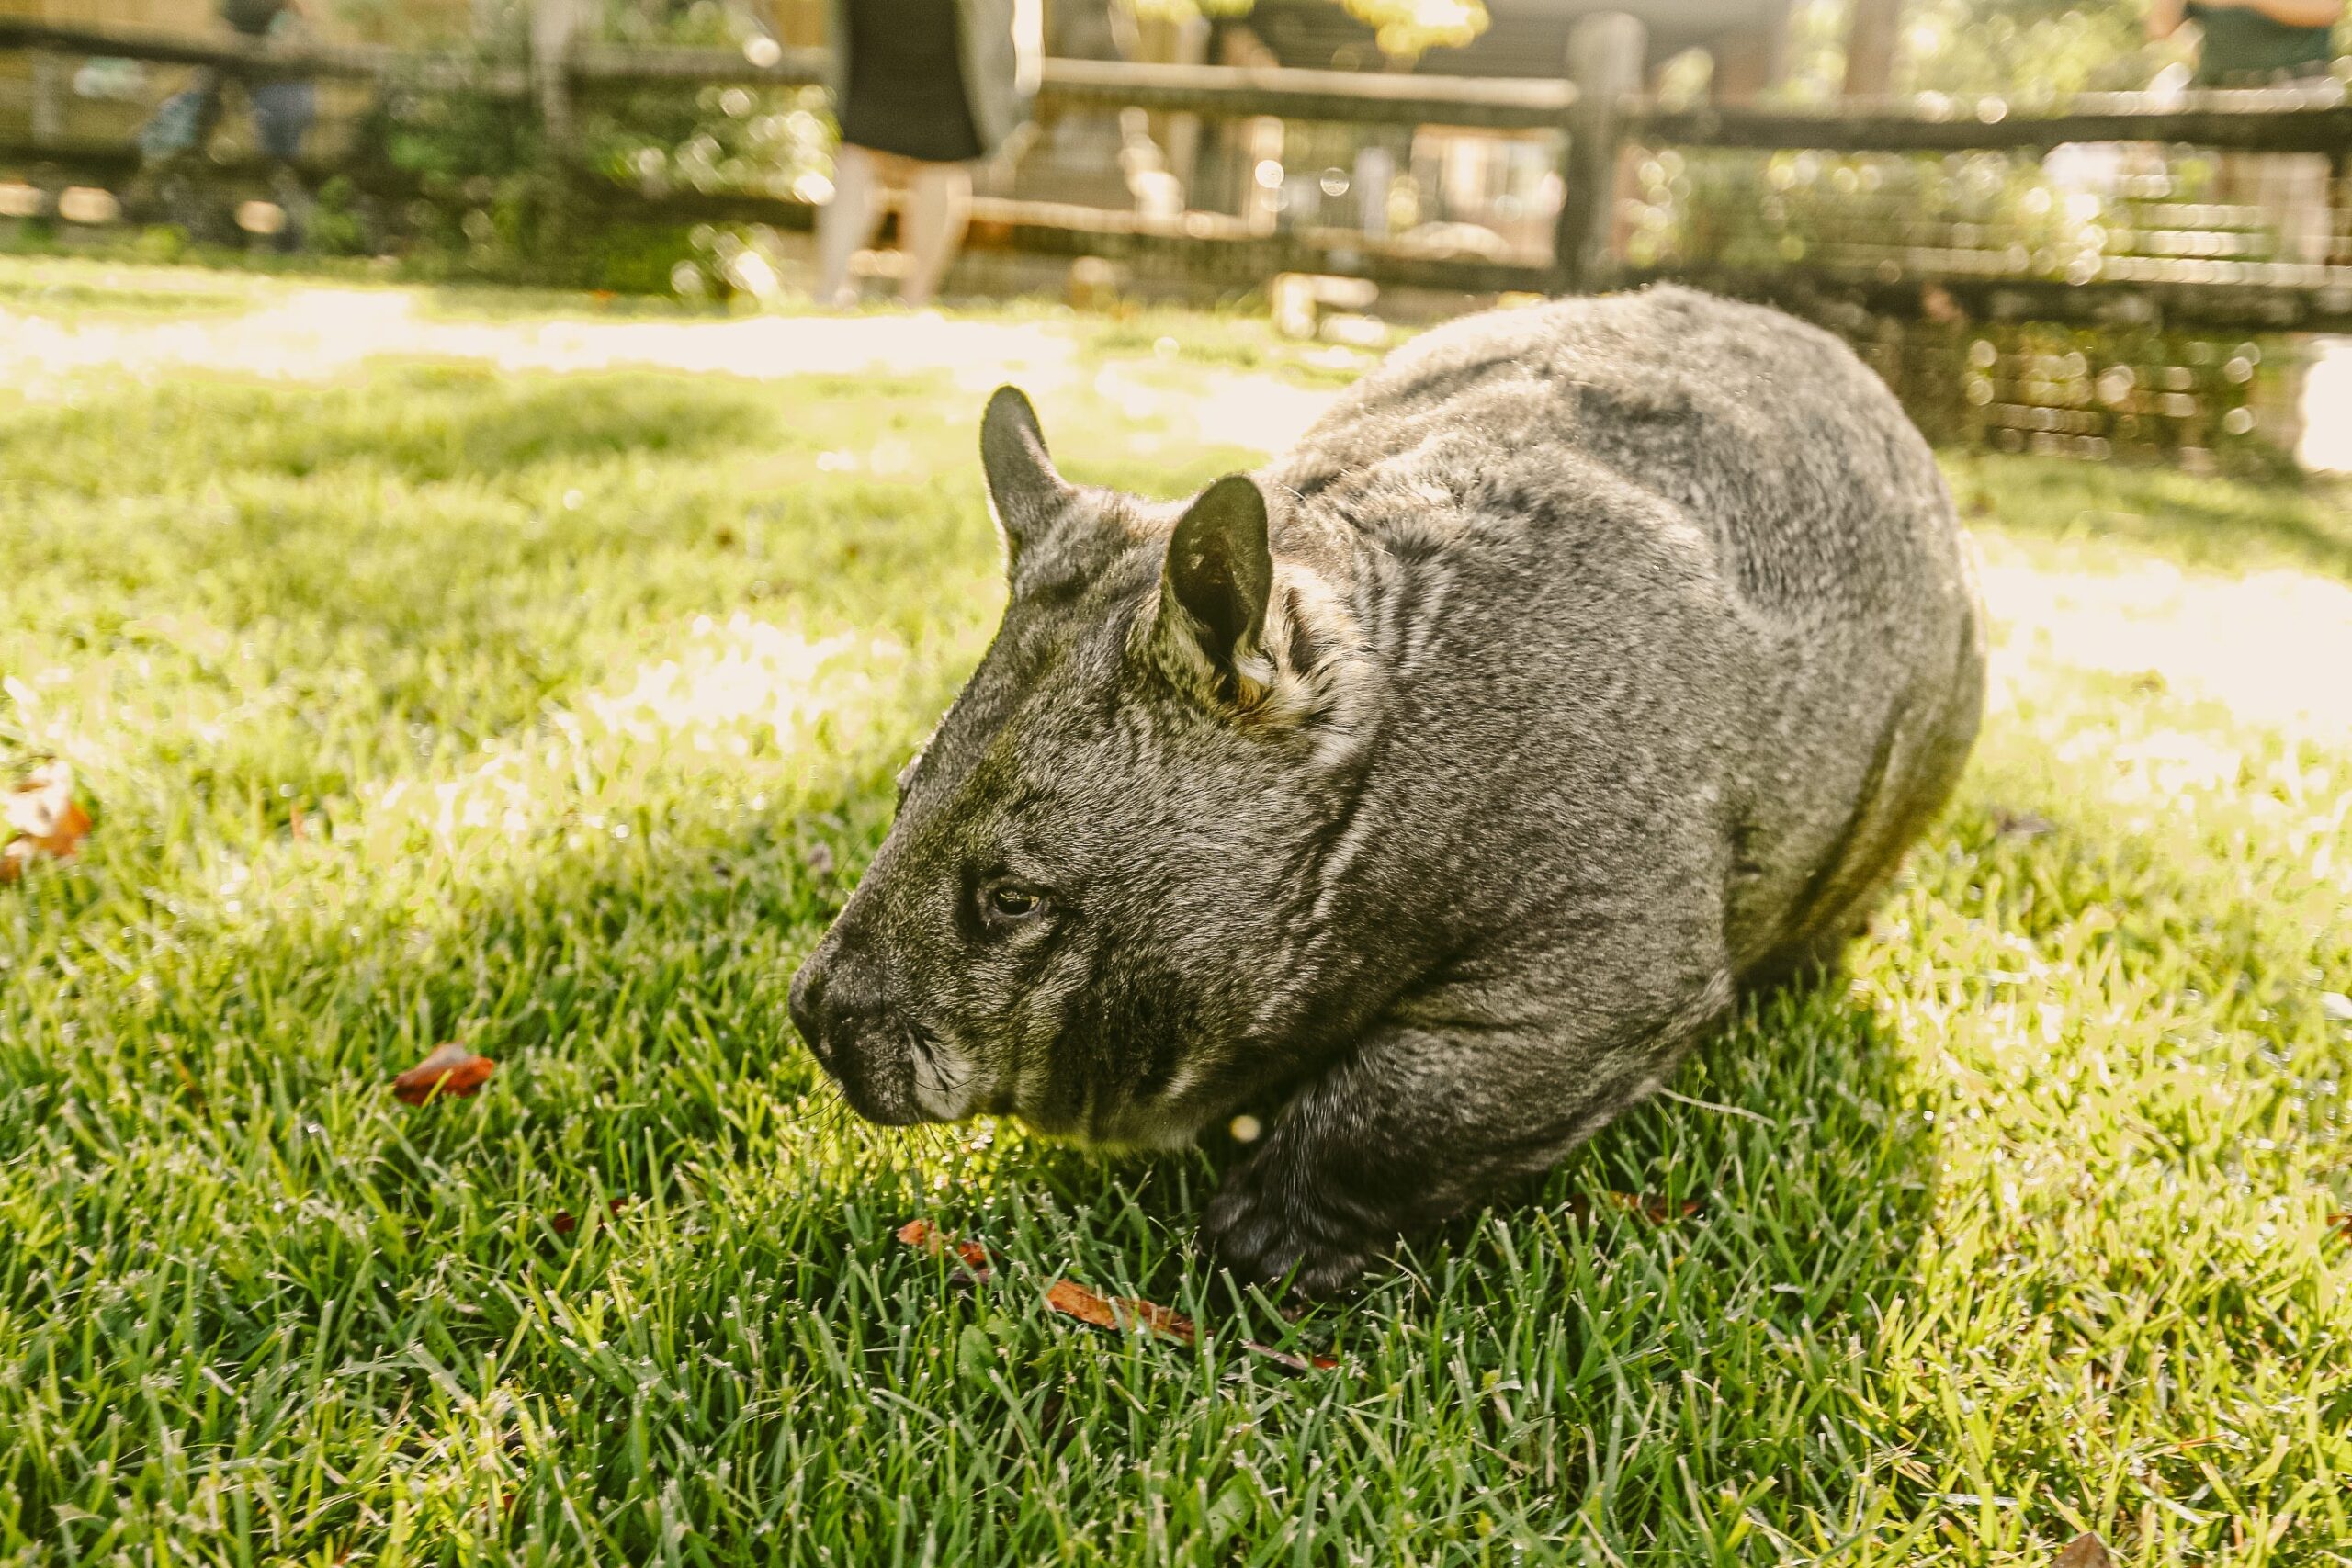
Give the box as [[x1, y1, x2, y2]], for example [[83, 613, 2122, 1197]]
[[790, 286, 1984, 1294]]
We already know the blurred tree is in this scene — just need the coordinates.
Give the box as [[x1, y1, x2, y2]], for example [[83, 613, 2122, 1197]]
[[1890, 0, 2174, 95], [1128, 0, 1489, 61]]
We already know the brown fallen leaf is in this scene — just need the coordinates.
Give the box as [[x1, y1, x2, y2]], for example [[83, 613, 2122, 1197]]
[[1045, 1278, 1198, 1345], [1568, 1190, 1702, 1224], [392, 1043, 498, 1105], [896, 1218, 992, 1281], [2329, 1212, 2351, 1242], [2, 761, 93, 883], [2052, 1533, 2114, 1568], [552, 1199, 628, 1238], [899, 1225, 1340, 1371], [1241, 1341, 1342, 1373]]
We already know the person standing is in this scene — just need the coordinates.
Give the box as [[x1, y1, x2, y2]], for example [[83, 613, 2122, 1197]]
[[140, 0, 317, 168], [2150, 0, 2344, 88], [133, 0, 317, 245], [815, 0, 1040, 308]]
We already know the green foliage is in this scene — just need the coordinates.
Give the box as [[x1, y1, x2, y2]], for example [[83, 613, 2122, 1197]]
[[1333, 0, 1490, 59], [1894, 0, 2163, 96], [1624, 145, 2297, 470], [364, 0, 833, 289], [374, 63, 573, 282], [1118, 0, 1494, 62], [0, 261, 2349, 1564]]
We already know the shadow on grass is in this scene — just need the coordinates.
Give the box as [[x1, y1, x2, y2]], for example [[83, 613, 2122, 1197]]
[[1004, 970, 1944, 1359]]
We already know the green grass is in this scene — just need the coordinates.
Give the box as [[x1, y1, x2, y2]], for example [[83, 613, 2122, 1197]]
[[2, 265, 2349, 1566]]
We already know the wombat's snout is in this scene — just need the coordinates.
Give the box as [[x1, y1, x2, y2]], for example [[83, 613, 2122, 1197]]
[[788, 942, 922, 1125]]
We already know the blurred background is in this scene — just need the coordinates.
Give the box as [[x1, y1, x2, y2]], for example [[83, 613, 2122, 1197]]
[[1, 0, 2348, 470]]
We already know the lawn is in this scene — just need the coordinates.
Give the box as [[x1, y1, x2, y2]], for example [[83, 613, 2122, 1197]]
[[2, 258, 2349, 1567]]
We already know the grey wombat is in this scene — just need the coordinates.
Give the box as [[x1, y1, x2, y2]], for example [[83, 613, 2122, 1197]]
[[790, 287, 1984, 1294]]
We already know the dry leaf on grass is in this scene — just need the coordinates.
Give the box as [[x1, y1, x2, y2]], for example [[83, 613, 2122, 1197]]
[[1043, 1278, 1339, 1372], [897, 1218, 993, 1282], [1045, 1278, 1197, 1345], [554, 1198, 628, 1235], [895, 1220, 1340, 1371], [1568, 1190, 1702, 1224], [391, 1043, 498, 1105], [2051, 1533, 2114, 1568], [2, 761, 93, 883], [1239, 1341, 1342, 1372]]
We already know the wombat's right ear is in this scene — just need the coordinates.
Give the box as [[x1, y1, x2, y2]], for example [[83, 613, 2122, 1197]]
[[979, 386, 1069, 565]]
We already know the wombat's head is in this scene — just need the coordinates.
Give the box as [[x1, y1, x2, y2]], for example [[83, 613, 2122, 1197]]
[[788, 388, 1370, 1146]]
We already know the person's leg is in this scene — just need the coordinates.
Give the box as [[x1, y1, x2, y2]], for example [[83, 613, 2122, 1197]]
[[816, 143, 884, 308], [899, 159, 972, 307], [188, 67, 232, 152]]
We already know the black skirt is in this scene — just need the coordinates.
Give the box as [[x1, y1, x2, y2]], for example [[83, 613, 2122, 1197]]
[[839, 0, 983, 164]]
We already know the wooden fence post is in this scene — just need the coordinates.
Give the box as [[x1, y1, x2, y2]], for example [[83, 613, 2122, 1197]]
[[530, 0, 580, 152], [28, 50, 65, 149], [1555, 12, 1644, 294], [1842, 0, 1904, 97]]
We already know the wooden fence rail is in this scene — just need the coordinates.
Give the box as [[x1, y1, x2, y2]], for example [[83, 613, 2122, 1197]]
[[3, 13, 2348, 325]]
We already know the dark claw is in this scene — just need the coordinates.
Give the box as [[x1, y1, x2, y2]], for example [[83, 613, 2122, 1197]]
[[1200, 1152, 1389, 1299]]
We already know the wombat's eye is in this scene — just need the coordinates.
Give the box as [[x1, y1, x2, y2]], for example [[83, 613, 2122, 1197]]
[[979, 879, 1048, 924]]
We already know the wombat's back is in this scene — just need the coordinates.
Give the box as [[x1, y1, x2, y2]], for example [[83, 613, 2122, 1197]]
[[1272, 286, 1983, 982], [1276, 285, 1961, 634]]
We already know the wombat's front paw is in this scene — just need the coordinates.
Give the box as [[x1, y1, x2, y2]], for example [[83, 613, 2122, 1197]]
[[1200, 1154, 1390, 1299]]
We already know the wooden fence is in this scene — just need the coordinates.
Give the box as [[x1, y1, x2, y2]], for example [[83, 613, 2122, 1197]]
[[2, 11, 2349, 330]]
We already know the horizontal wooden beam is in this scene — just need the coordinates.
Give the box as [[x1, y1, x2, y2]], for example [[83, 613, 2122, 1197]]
[[1630, 265, 2352, 333], [569, 41, 828, 91], [0, 17, 522, 92], [8, 137, 2349, 331], [1035, 58, 1574, 130], [576, 175, 2352, 322], [6, 17, 2348, 152], [582, 178, 1555, 292], [566, 49, 1577, 129], [0, 136, 368, 187], [1633, 85, 2352, 154], [8, 132, 2348, 330]]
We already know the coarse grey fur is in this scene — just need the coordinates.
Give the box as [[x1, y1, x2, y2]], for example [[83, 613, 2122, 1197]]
[[790, 286, 1984, 1295]]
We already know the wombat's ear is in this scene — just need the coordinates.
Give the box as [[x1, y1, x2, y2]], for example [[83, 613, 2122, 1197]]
[[979, 386, 1069, 565], [1153, 474, 1273, 702]]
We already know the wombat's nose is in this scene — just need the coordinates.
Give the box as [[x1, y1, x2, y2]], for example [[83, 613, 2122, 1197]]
[[787, 959, 830, 1063], [789, 941, 884, 1063], [788, 942, 922, 1125]]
